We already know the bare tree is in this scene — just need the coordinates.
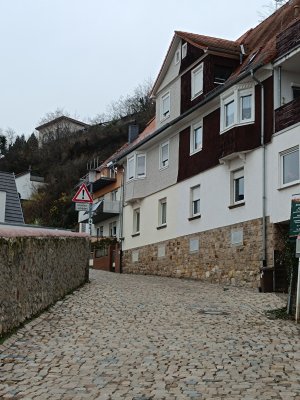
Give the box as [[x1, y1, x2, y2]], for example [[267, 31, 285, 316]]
[[5, 127, 17, 148], [38, 107, 70, 125], [258, 0, 289, 21]]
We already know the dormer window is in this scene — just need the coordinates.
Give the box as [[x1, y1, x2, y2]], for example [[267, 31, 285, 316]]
[[161, 92, 170, 121], [191, 63, 203, 99]]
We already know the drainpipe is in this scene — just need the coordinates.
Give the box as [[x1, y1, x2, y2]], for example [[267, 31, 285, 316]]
[[119, 166, 125, 273], [251, 70, 267, 268], [278, 66, 282, 108]]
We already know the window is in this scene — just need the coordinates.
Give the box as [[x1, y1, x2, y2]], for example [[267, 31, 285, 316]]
[[160, 142, 169, 169], [111, 190, 117, 201], [175, 49, 180, 65], [97, 226, 104, 238], [133, 208, 140, 234], [127, 153, 146, 181], [225, 98, 235, 128], [109, 221, 117, 237], [292, 86, 300, 100], [240, 94, 252, 121], [190, 122, 203, 154], [191, 185, 200, 217], [159, 198, 167, 226], [182, 42, 187, 58], [161, 92, 170, 120], [280, 147, 299, 186], [191, 63, 203, 99], [220, 84, 254, 133], [127, 156, 135, 181], [136, 154, 146, 178], [232, 169, 244, 204]]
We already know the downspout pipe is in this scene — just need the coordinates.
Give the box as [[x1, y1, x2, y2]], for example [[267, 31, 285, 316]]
[[251, 70, 267, 267]]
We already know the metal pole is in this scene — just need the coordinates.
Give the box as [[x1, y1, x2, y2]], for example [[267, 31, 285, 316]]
[[89, 182, 93, 236], [296, 258, 300, 323]]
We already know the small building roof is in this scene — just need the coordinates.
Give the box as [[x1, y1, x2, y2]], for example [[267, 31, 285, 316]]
[[35, 116, 90, 131]]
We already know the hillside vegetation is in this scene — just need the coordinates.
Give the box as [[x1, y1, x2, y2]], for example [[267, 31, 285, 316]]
[[0, 83, 154, 229]]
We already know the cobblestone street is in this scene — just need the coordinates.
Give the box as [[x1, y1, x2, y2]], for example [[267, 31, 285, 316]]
[[1, 270, 300, 399]]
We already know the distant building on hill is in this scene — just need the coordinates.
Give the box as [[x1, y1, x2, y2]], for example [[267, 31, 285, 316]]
[[35, 116, 90, 146]]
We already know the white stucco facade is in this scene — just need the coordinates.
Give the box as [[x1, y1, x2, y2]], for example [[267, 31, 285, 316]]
[[15, 172, 45, 200]]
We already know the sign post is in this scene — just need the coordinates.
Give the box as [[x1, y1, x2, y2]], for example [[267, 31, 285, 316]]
[[72, 183, 93, 235], [291, 195, 300, 323]]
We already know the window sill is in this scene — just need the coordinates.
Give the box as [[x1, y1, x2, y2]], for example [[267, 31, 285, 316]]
[[160, 114, 170, 123], [157, 224, 167, 230], [228, 202, 245, 209], [131, 232, 140, 237], [190, 148, 202, 156], [188, 214, 201, 221], [278, 180, 300, 190]]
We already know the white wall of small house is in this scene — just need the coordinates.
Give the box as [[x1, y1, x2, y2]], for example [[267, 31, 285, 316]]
[[15, 173, 45, 200]]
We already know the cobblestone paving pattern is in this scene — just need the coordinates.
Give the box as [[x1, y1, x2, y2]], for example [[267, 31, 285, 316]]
[[1, 270, 300, 399]]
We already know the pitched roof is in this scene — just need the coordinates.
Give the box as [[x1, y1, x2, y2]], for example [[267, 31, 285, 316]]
[[175, 31, 240, 55], [0, 171, 24, 225], [36, 116, 90, 131], [152, 0, 300, 95]]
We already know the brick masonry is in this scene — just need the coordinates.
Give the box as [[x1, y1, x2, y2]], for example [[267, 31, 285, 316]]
[[0, 236, 90, 336], [122, 218, 285, 288]]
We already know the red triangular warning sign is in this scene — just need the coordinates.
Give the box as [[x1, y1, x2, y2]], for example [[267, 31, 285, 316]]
[[72, 183, 93, 203]]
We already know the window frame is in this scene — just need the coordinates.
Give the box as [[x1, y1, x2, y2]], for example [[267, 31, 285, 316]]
[[190, 185, 201, 218], [126, 153, 146, 181], [231, 168, 245, 205], [280, 146, 300, 188], [159, 141, 169, 170], [136, 154, 146, 178], [160, 92, 170, 121], [190, 121, 203, 155], [182, 42, 187, 59], [158, 198, 167, 227], [109, 221, 117, 237], [175, 49, 180, 65], [191, 63, 203, 100], [292, 84, 300, 100], [220, 84, 255, 133], [127, 155, 135, 181], [133, 208, 140, 234]]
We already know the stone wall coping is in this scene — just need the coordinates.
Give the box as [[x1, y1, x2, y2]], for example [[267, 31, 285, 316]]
[[0, 224, 89, 238]]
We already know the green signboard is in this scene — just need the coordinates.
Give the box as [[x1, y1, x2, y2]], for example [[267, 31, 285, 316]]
[[290, 194, 300, 238]]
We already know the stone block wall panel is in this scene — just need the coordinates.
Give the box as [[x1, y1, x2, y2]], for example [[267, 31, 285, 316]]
[[0, 235, 89, 336], [123, 218, 281, 288]]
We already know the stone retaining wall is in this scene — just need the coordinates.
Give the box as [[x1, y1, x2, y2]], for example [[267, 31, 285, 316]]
[[122, 218, 283, 288], [0, 226, 89, 336]]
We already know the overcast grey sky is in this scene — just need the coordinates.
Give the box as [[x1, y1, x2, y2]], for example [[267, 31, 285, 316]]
[[0, 0, 270, 136]]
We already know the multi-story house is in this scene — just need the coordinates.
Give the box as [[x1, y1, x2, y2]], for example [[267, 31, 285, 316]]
[[111, 1, 300, 290], [78, 161, 123, 239]]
